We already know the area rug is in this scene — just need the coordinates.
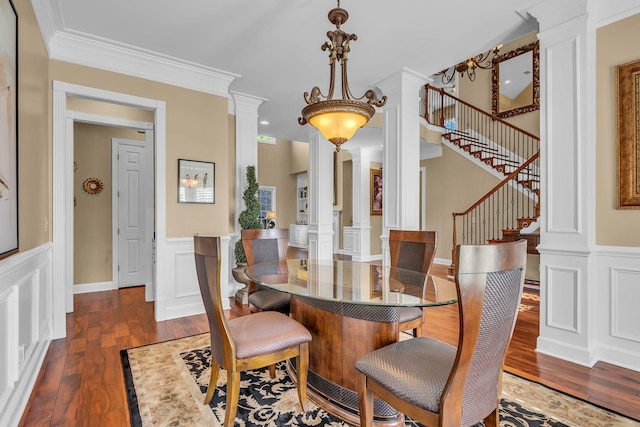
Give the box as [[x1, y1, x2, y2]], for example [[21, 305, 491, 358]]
[[121, 334, 638, 427]]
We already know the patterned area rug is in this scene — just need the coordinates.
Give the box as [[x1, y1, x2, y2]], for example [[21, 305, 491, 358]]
[[121, 334, 638, 427]]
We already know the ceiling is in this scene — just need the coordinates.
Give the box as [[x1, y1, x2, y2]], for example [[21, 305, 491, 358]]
[[38, 0, 542, 150]]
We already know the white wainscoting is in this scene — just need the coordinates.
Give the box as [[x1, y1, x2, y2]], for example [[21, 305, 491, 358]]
[[0, 243, 54, 427], [594, 246, 640, 372], [162, 236, 230, 320]]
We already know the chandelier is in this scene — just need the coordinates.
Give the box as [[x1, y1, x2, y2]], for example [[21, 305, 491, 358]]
[[298, 1, 386, 151], [440, 45, 503, 84]]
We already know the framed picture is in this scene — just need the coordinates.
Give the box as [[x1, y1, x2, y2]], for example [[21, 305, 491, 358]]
[[178, 159, 215, 204], [617, 59, 640, 208], [370, 169, 382, 215], [0, 0, 18, 260]]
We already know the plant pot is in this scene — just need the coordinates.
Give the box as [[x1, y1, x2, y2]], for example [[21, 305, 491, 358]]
[[232, 262, 250, 305]]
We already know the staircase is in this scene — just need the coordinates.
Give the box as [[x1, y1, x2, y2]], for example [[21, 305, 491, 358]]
[[424, 84, 540, 274]]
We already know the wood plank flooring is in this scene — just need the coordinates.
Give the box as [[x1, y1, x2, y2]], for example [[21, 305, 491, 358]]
[[19, 265, 640, 426]]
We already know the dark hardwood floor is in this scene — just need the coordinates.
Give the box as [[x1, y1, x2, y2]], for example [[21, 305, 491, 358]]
[[19, 264, 640, 426]]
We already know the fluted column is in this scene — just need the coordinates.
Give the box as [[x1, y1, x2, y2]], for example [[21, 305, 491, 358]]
[[231, 92, 266, 299], [347, 147, 375, 261], [376, 68, 428, 266], [307, 128, 335, 260]]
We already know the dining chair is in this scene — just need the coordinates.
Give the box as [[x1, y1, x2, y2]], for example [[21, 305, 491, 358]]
[[388, 230, 438, 338], [241, 228, 291, 313], [356, 239, 527, 427], [194, 235, 312, 427]]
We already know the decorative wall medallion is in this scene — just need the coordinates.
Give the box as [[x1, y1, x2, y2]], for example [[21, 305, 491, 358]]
[[83, 178, 103, 195]]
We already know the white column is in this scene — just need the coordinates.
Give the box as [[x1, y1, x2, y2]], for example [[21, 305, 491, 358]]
[[376, 68, 428, 266], [307, 128, 335, 260], [231, 92, 266, 297], [528, 0, 598, 366], [347, 147, 375, 262]]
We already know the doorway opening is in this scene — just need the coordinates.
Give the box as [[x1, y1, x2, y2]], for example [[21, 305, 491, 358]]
[[52, 81, 167, 339]]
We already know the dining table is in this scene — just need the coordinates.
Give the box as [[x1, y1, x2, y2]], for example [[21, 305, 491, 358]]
[[245, 258, 458, 426]]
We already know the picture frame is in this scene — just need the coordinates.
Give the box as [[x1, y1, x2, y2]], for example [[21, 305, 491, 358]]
[[616, 59, 640, 208], [178, 159, 215, 204], [0, 0, 18, 260], [370, 169, 382, 215]]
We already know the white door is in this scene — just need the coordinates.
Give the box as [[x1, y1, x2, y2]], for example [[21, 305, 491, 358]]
[[113, 138, 152, 288]]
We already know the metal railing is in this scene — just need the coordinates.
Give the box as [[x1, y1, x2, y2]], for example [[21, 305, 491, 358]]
[[423, 84, 540, 274]]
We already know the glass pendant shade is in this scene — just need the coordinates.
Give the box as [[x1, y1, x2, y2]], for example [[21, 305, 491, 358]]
[[309, 110, 368, 144]]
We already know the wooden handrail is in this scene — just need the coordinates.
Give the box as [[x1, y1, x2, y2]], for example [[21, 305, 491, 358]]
[[424, 84, 541, 141], [449, 151, 539, 276], [452, 151, 540, 218]]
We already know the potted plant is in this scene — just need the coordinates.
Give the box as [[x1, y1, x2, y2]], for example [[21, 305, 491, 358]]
[[232, 165, 262, 303]]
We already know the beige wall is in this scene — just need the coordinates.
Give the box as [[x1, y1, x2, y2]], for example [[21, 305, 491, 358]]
[[458, 31, 540, 137], [422, 146, 501, 260], [258, 139, 297, 230], [73, 123, 144, 284], [50, 61, 231, 239], [596, 13, 640, 247], [289, 141, 309, 175], [14, 0, 50, 252]]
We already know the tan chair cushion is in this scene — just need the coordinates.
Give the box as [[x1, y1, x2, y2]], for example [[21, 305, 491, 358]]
[[398, 306, 423, 323], [248, 289, 290, 312], [355, 337, 456, 413], [229, 311, 312, 359]]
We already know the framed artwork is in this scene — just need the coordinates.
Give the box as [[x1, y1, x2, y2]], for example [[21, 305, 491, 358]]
[[370, 169, 382, 215], [617, 59, 640, 208], [0, 0, 18, 260], [178, 159, 215, 204]]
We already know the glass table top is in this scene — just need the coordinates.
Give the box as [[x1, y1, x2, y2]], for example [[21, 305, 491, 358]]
[[244, 259, 457, 307]]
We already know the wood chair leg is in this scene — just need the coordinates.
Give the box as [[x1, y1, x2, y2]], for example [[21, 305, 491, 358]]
[[483, 407, 499, 427], [414, 322, 423, 337], [204, 360, 220, 404], [224, 371, 241, 427], [268, 364, 276, 378], [296, 343, 309, 412], [357, 372, 374, 427]]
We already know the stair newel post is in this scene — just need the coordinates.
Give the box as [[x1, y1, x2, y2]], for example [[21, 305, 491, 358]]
[[449, 212, 458, 276]]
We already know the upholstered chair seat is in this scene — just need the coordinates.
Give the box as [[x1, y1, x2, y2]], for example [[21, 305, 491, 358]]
[[356, 240, 528, 427], [194, 235, 312, 427], [242, 229, 292, 314], [389, 230, 438, 338]]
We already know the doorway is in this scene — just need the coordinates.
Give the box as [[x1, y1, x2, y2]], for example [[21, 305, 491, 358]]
[[112, 137, 154, 297], [52, 81, 168, 339]]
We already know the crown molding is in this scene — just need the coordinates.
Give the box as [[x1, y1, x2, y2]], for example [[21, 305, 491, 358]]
[[47, 30, 239, 97], [30, 0, 65, 56]]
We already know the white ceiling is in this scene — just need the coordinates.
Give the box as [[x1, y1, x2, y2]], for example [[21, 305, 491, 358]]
[[38, 0, 543, 150]]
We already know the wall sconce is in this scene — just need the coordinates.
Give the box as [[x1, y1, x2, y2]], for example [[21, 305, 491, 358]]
[[265, 211, 277, 229]]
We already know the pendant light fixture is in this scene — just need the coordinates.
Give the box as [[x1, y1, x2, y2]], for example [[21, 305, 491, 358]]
[[298, 1, 386, 151]]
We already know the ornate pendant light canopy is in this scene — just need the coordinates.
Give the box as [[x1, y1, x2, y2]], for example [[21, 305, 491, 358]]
[[298, 1, 386, 151]]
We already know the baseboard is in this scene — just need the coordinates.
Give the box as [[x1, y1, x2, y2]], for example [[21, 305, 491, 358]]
[[434, 257, 451, 266], [536, 336, 598, 368], [73, 281, 114, 294]]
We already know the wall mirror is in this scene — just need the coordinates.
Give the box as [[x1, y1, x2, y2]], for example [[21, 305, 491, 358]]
[[491, 41, 540, 118]]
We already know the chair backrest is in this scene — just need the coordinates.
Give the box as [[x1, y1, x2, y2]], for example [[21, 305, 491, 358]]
[[241, 228, 289, 265], [388, 230, 437, 274], [389, 230, 437, 291], [443, 239, 527, 426], [193, 235, 234, 368]]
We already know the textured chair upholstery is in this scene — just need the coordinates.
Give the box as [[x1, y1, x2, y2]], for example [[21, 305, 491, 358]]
[[241, 229, 291, 313], [356, 240, 527, 427], [389, 230, 438, 338], [194, 235, 312, 427]]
